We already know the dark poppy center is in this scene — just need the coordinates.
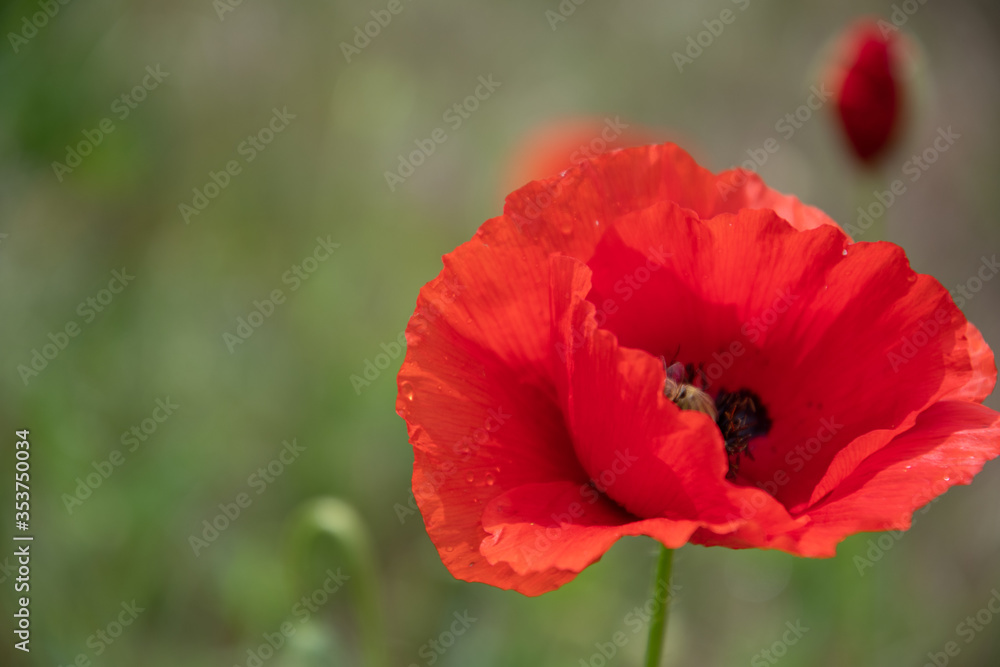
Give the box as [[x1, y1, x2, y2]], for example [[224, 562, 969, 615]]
[[715, 389, 772, 479], [661, 360, 772, 480]]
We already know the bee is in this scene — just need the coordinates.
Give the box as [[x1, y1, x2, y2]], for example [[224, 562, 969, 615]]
[[662, 361, 718, 421]]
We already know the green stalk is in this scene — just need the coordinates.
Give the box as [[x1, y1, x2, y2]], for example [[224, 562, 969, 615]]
[[287, 498, 388, 667], [644, 546, 675, 667]]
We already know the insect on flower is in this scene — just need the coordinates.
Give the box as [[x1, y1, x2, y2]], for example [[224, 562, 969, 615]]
[[662, 360, 718, 422], [661, 358, 771, 478]]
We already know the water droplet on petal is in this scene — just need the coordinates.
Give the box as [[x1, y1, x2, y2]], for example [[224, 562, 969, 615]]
[[466, 473, 474, 483], [401, 382, 414, 401], [842, 249, 848, 256], [485, 473, 495, 486]]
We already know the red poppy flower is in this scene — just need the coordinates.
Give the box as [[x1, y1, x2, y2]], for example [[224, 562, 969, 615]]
[[830, 19, 903, 165], [396, 143, 1000, 596]]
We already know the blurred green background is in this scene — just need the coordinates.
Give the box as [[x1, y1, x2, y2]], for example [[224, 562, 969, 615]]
[[2, 0, 1000, 665]]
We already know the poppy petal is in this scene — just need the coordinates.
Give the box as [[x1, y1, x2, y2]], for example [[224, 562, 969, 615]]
[[500, 143, 838, 267], [398, 236, 587, 592], [583, 202, 991, 512], [549, 253, 794, 529], [478, 481, 699, 584], [782, 401, 1000, 556]]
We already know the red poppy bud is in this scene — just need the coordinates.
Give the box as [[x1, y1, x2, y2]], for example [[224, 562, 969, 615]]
[[830, 19, 903, 165]]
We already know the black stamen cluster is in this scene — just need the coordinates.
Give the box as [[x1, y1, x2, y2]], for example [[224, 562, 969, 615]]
[[715, 389, 772, 479]]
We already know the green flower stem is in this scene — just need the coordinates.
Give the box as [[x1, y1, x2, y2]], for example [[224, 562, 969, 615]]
[[288, 498, 388, 667], [644, 545, 675, 667]]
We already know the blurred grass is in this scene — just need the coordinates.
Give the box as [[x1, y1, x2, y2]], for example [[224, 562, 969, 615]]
[[1, 0, 1000, 665]]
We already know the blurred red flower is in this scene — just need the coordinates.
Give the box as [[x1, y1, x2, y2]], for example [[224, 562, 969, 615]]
[[396, 144, 999, 595], [502, 116, 670, 193], [830, 19, 903, 165]]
